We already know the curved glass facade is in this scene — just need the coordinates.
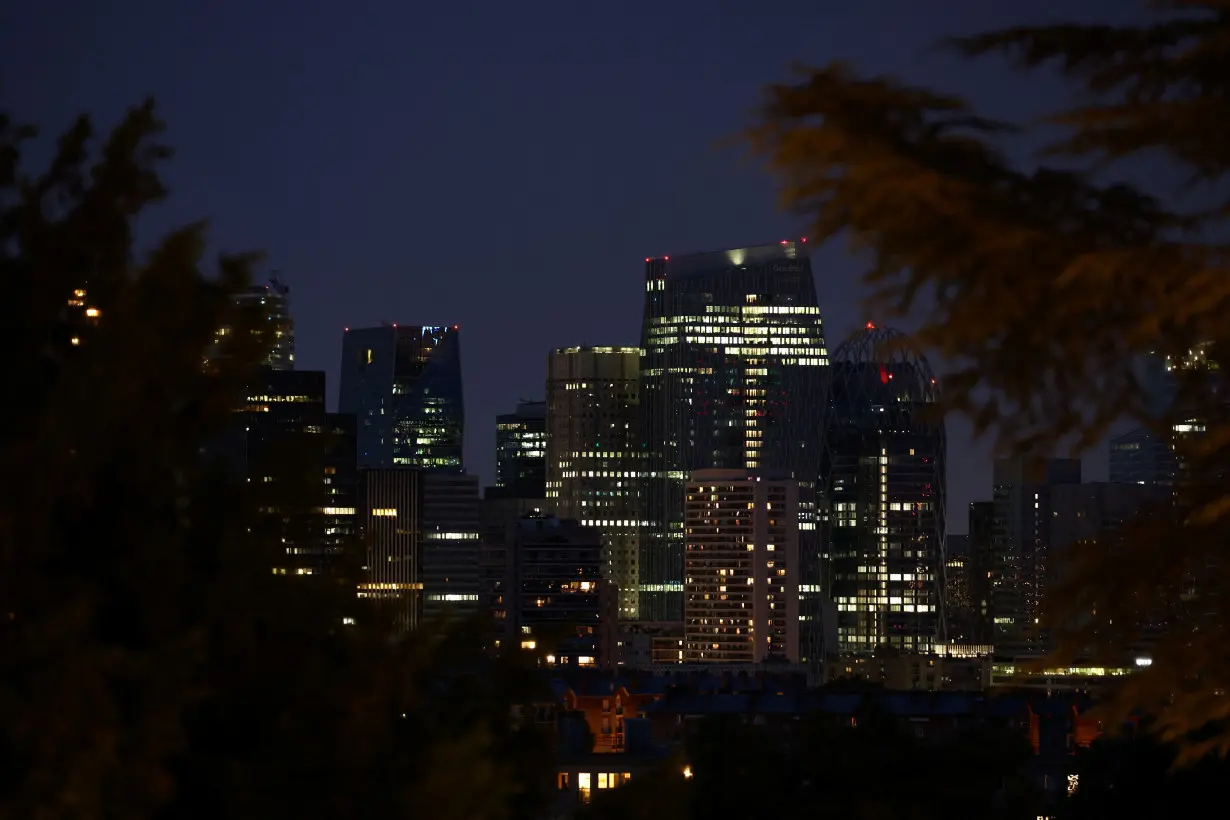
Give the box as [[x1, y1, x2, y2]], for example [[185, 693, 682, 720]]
[[639, 240, 828, 622], [821, 324, 946, 655]]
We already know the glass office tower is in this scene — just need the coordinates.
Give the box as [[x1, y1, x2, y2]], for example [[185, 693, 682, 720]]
[[339, 324, 464, 470], [640, 239, 828, 623], [495, 400, 548, 497], [822, 324, 945, 656]]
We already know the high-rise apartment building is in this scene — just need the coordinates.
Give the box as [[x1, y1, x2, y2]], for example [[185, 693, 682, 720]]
[[822, 324, 945, 656], [495, 400, 547, 498], [339, 325, 464, 470], [640, 240, 828, 624], [991, 457, 1082, 654], [546, 346, 642, 619], [682, 470, 800, 664]]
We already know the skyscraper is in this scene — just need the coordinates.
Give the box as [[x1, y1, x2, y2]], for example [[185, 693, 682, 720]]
[[821, 324, 945, 656], [683, 469, 800, 664], [358, 469, 423, 632], [640, 240, 828, 623], [240, 369, 357, 580], [1109, 352, 1179, 485], [495, 400, 547, 498], [1109, 427, 1177, 485], [339, 325, 464, 470], [421, 471, 482, 620], [546, 346, 643, 618], [207, 275, 295, 371], [967, 501, 996, 645], [944, 535, 971, 643], [358, 468, 481, 631]]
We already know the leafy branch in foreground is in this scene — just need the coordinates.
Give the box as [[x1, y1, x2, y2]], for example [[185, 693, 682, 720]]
[[0, 101, 550, 818], [749, 0, 1230, 764]]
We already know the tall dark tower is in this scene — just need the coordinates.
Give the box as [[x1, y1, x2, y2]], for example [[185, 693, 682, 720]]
[[338, 325, 464, 470], [822, 324, 945, 656], [639, 240, 828, 623]]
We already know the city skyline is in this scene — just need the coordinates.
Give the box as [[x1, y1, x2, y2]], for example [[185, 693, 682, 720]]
[[293, 243, 1114, 534], [5, 0, 1126, 532]]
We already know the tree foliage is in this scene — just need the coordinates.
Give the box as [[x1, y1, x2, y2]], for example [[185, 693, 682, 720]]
[[0, 101, 551, 818], [582, 713, 1037, 820], [749, 0, 1230, 762], [1066, 730, 1230, 820]]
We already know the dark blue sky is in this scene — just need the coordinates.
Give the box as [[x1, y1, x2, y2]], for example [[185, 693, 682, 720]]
[[3, 0, 1135, 530]]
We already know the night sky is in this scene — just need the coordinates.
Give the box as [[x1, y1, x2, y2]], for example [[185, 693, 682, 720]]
[[4, 0, 1138, 530]]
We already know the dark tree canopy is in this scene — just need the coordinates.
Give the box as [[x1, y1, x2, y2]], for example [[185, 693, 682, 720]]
[[581, 714, 1037, 820], [0, 101, 551, 819], [749, 0, 1230, 762]]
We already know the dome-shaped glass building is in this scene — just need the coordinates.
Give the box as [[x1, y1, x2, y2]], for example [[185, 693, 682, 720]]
[[821, 324, 946, 655]]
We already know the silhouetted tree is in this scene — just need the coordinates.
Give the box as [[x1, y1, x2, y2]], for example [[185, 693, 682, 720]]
[[749, 0, 1230, 763], [1066, 730, 1230, 820], [0, 101, 551, 819]]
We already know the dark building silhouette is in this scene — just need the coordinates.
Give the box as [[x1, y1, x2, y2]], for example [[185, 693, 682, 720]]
[[1049, 481, 1172, 657], [358, 467, 481, 631], [967, 501, 996, 645], [420, 471, 482, 620], [821, 324, 945, 656], [489, 514, 607, 666], [494, 400, 547, 498], [239, 368, 357, 579], [944, 534, 972, 643], [322, 412, 359, 571], [1109, 427, 1177, 485], [339, 324, 464, 470], [639, 240, 828, 625], [991, 457, 1082, 655]]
